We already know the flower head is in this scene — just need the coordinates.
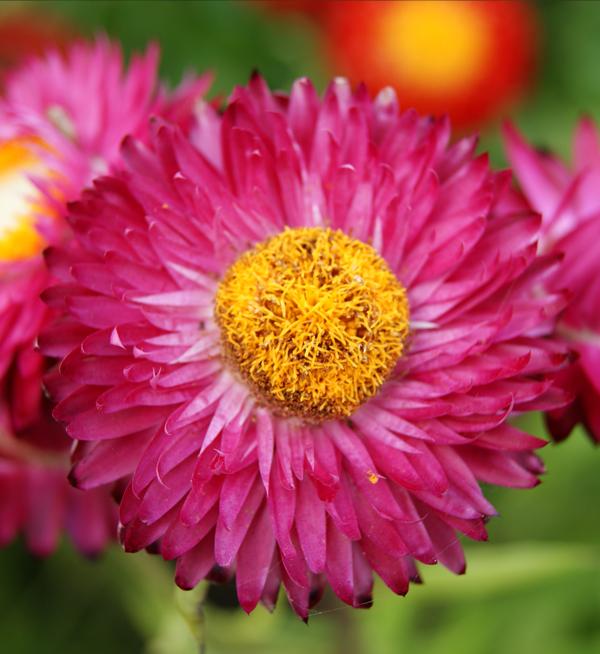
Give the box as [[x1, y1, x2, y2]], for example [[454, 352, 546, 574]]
[[0, 37, 209, 380], [0, 38, 210, 554], [43, 76, 568, 617], [323, 0, 538, 129], [505, 119, 600, 442]]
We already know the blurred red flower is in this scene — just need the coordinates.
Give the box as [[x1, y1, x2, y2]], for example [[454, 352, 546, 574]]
[[256, 0, 326, 20], [0, 8, 74, 79], [321, 0, 539, 129]]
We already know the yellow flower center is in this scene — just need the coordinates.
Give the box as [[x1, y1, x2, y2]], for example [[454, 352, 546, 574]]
[[0, 138, 47, 261], [215, 227, 410, 422], [377, 1, 490, 95]]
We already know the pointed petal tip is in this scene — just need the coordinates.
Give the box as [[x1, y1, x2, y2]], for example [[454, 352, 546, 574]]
[[174, 574, 195, 592], [354, 594, 374, 609], [67, 467, 80, 489], [501, 119, 522, 145]]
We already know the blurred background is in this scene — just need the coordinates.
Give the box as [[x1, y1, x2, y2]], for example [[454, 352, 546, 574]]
[[1, 1, 600, 652]]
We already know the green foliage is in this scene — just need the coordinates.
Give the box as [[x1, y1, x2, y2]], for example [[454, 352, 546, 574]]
[[47, 0, 327, 95], [482, 0, 600, 165]]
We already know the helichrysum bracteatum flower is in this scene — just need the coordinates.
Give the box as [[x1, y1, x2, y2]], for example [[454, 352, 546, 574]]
[[505, 120, 600, 443], [0, 38, 209, 554], [42, 75, 569, 614]]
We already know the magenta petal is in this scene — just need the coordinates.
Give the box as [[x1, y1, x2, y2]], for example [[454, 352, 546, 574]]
[[325, 520, 354, 605], [361, 539, 410, 596], [267, 464, 297, 559], [66, 406, 171, 440], [236, 503, 276, 614], [260, 554, 282, 612], [281, 560, 310, 621], [256, 409, 274, 493], [72, 430, 154, 488], [175, 531, 216, 590], [351, 544, 374, 608], [324, 475, 361, 541], [460, 447, 540, 488], [425, 514, 466, 574], [296, 477, 326, 574], [66, 487, 116, 555], [122, 507, 175, 552], [218, 466, 257, 530], [162, 504, 218, 560], [214, 478, 262, 567], [24, 468, 66, 556], [137, 455, 195, 524]]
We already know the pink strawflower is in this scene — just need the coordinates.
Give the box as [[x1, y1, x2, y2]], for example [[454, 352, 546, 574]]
[[0, 396, 117, 555], [43, 76, 569, 617], [504, 120, 600, 442], [0, 38, 210, 555]]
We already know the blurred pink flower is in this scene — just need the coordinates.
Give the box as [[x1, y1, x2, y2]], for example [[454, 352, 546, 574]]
[[505, 120, 600, 443], [0, 38, 210, 555], [43, 76, 568, 616], [0, 397, 116, 555]]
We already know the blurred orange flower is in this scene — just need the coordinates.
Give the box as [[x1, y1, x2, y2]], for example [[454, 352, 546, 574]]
[[323, 0, 539, 129]]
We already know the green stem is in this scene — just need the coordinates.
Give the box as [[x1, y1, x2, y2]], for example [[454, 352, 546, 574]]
[[175, 583, 209, 654]]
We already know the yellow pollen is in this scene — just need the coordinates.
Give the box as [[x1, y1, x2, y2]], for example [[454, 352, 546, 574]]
[[215, 227, 410, 422], [367, 470, 379, 485], [0, 138, 48, 261]]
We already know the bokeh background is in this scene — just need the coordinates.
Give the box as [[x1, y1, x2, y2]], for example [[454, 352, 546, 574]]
[[1, 1, 600, 653]]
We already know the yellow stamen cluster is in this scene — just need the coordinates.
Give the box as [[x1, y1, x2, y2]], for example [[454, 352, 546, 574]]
[[215, 227, 410, 421], [0, 138, 47, 261]]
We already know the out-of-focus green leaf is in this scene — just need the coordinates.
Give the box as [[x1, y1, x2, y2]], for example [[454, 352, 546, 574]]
[[44, 0, 327, 95]]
